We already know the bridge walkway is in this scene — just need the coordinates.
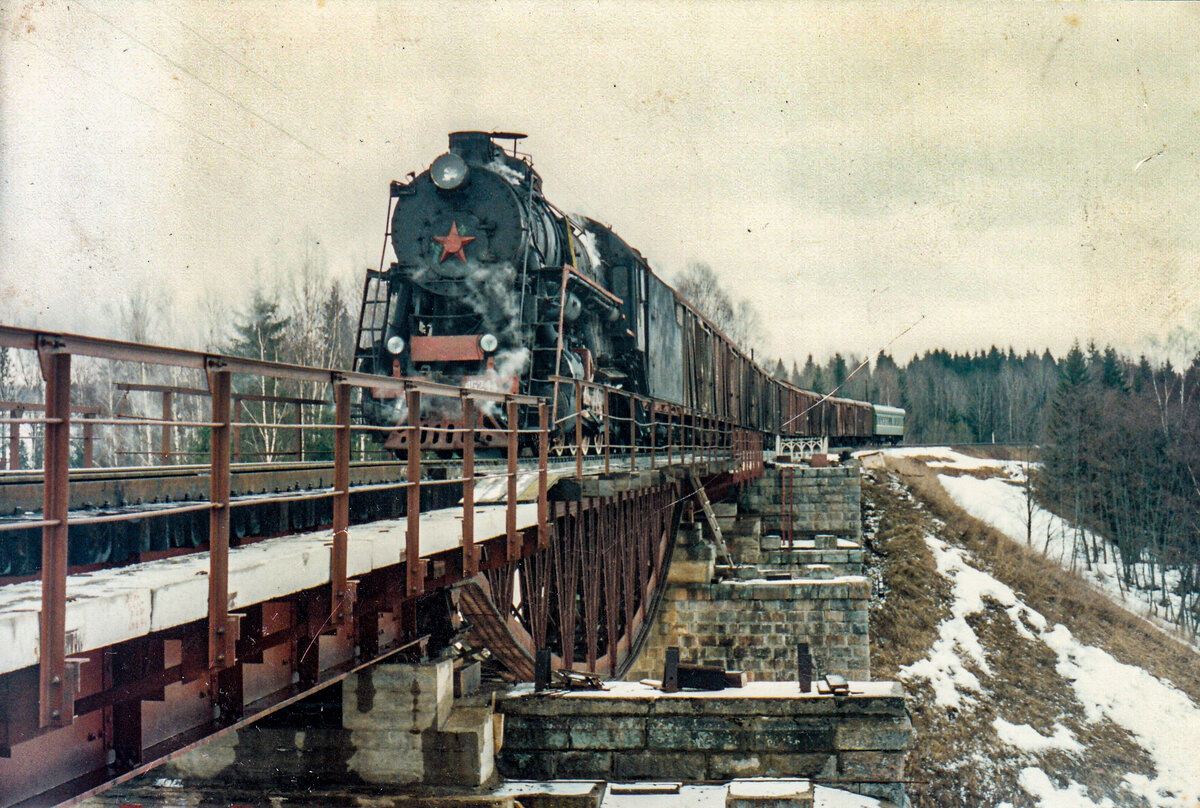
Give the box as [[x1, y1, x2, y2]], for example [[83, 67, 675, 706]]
[[0, 326, 763, 808]]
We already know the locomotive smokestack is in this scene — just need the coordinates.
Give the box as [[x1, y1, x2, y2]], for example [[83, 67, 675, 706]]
[[448, 131, 499, 164]]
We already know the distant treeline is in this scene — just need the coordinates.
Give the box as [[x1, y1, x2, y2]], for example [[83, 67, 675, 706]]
[[771, 345, 1065, 444], [1036, 344, 1199, 636], [771, 343, 1200, 636]]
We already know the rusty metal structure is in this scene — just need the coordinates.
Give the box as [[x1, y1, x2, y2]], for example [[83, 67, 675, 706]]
[[0, 324, 762, 807]]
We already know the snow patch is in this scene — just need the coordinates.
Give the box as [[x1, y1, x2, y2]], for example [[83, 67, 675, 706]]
[[936, 472, 1191, 645], [901, 527, 1200, 807], [1017, 767, 1116, 808], [899, 537, 1045, 708], [1041, 623, 1200, 806], [992, 718, 1083, 753], [884, 446, 1023, 473]]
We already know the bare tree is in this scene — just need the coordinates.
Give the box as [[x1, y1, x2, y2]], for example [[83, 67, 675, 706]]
[[673, 262, 766, 355]]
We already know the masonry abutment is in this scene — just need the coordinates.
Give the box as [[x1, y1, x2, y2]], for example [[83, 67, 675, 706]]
[[149, 659, 498, 790], [630, 461, 871, 683]]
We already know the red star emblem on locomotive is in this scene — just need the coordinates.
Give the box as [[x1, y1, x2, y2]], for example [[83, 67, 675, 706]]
[[433, 222, 476, 263]]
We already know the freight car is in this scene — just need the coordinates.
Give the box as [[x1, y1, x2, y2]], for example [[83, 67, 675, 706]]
[[354, 131, 902, 450]]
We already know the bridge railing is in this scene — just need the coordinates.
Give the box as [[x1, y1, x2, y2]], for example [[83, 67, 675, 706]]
[[547, 375, 762, 480], [0, 326, 549, 732], [0, 324, 762, 738]]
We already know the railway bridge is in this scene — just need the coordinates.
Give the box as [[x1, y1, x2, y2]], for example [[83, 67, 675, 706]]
[[0, 325, 764, 807]]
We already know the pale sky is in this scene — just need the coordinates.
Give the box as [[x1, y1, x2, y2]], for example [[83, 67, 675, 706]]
[[2, 1, 1199, 365]]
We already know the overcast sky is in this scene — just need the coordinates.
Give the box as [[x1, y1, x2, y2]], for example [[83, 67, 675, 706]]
[[2, 1, 1199, 366]]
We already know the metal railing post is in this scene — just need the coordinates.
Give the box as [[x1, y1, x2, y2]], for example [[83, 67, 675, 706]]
[[603, 388, 610, 475], [507, 398, 519, 560], [81, 414, 94, 468], [296, 402, 305, 462], [629, 395, 637, 472], [406, 387, 422, 597], [160, 390, 173, 464], [537, 401, 549, 548], [648, 401, 656, 471], [667, 409, 674, 467], [39, 348, 70, 727], [462, 394, 476, 575], [690, 411, 697, 472], [331, 382, 350, 622], [7, 408, 19, 470], [231, 397, 242, 464], [207, 367, 233, 670], [574, 382, 583, 479]]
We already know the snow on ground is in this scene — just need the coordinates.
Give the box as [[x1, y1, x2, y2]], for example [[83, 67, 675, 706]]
[[901, 529, 1200, 808], [500, 782, 882, 807], [991, 719, 1083, 753], [933, 463, 1189, 639], [876, 445, 1026, 474], [1011, 768, 1119, 808], [598, 784, 882, 807], [899, 536, 1046, 709]]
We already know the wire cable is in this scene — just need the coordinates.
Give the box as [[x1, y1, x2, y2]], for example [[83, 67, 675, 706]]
[[155, 2, 286, 93], [75, 1, 340, 168], [8, 28, 275, 175], [781, 314, 925, 429]]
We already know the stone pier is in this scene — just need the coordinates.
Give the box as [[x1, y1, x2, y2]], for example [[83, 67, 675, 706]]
[[629, 461, 871, 682], [739, 462, 862, 539], [149, 659, 497, 789], [497, 681, 913, 806]]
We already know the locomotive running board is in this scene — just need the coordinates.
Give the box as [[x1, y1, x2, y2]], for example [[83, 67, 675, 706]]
[[686, 469, 736, 569]]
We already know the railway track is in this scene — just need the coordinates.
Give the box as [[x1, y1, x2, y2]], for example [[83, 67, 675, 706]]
[[0, 450, 721, 580]]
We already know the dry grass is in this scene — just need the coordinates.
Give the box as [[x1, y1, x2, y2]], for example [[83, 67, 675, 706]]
[[861, 457, 1200, 808], [884, 454, 1200, 704], [954, 444, 1041, 462], [862, 473, 951, 680]]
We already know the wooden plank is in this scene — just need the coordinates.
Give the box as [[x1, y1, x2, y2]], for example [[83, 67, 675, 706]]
[[686, 469, 733, 567]]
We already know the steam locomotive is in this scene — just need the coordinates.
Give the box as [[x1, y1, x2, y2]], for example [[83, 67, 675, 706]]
[[353, 131, 903, 451]]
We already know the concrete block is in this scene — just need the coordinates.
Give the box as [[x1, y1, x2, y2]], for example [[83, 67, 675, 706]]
[[726, 779, 814, 808], [765, 748, 837, 773], [503, 716, 571, 748], [646, 715, 743, 751], [707, 754, 765, 779], [834, 715, 914, 751], [568, 716, 646, 750], [747, 717, 834, 752], [345, 731, 424, 784], [456, 661, 482, 698], [814, 534, 838, 550], [342, 659, 453, 732], [612, 751, 707, 781], [497, 750, 556, 780], [837, 750, 907, 782], [553, 750, 614, 778], [423, 706, 496, 786], [670, 556, 715, 584]]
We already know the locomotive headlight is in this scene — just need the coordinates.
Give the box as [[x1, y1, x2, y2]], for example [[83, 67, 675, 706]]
[[386, 335, 406, 355], [479, 333, 498, 353], [430, 153, 469, 190]]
